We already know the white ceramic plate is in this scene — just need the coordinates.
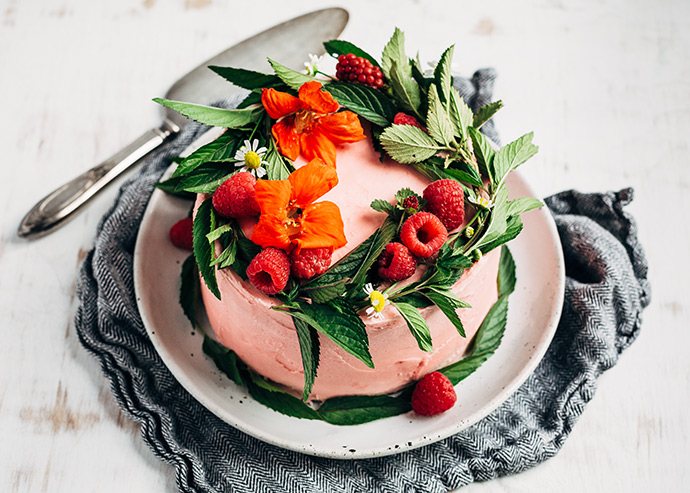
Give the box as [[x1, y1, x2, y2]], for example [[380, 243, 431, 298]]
[[134, 166, 565, 459]]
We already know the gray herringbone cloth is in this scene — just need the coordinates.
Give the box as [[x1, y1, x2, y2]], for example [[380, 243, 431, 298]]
[[75, 70, 650, 493]]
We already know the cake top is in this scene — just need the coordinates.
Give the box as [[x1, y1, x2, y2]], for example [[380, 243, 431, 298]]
[[158, 28, 541, 405]]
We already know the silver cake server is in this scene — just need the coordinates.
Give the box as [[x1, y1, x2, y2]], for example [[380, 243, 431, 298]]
[[18, 8, 349, 239]]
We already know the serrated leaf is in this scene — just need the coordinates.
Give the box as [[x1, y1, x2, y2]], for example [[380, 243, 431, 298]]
[[175, 163, 233, 194], [426, 85, 455, 146], [292, 299, 374, 369], [479, 214, 524, 254], [388, 62, 422, 116], [237, 91, 262, 109], [302, 281, 347, 303], [349, 218, 397, 289], [264, 147, 292, 180], [325, 82, 395, 127], [231, 232, 261, 280], [473, 100, 503, 129], [498, 246, 516, 296], [202, 336, 243, 386], [179, 255, 200, 328], [433, 45, 455, 104], [370, 198, 395, 215], [153, 98, 262, 128], [468, 126, 496, 184], [245, 372, 323, 420], [293, 317, 320, 401], [155, 177, 196, 199], [317, 393, 412, 425], [448, 88, 474, 141], [392, 301, 433, 353], [208, 65, 282, 90], [172, 132, 239, 178], [477, 187, 509, 251], [505, 196, 543, 216], [211, 240, 237, 268], [268, 58, 318, 91], [323, 40, 380, 67], [491, 132, 539, 187], [380, 124, 442, 163], [444, 161, 484, 188], [381, 28, 406, 81], [423, 288, 470, 337], [193, 199, 220, 299]]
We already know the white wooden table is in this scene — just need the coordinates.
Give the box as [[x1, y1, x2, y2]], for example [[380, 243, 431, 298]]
[[1, 0, 687, 491]]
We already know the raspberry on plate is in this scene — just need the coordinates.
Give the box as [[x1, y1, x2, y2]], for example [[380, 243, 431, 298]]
[[246, 248, 290, 295], [289, 247, 332, 280], [212, 172, 260, 218], [423, 179, 465, 231], [168, 217, 194, 250], [400, 212, 448, 258], [335, 53, 385, 89], [411, 371, 457, 416], [377, 242, 417, 282]]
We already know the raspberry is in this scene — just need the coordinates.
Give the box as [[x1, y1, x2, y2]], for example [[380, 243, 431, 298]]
[[411, 371, 457, 416], [289, 247, 332, 280], [377, 242, 417, 282], [393, 112, 425, 131], [400, 212, 448, 258], [402, 195, 420, 212], [212, 172, 260, 218], [168, 217, 194, 250], [336, 53, 385, 89], [246, 248, 290, 295], [423, 179, 465, 231]]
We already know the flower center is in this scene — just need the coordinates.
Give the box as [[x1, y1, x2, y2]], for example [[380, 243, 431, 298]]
[[293, 109, 316, 134], [244, 151, 262, 169], [284, 202, 303, 238], [369, 291, 386, 313]]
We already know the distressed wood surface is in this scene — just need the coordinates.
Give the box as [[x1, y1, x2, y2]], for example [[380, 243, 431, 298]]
[[1, 0, 687, 491]]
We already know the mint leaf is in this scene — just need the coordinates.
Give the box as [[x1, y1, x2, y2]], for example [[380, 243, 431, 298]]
[[391, 301, 433, 352], [448, 88, 474, 141], [423, 288, 470, 337], [491, 132, 539, 187], [479, 214, 524, 254], [155, 177, 196, 199], [426, 84, 455, 146], [438, 246, 514, 384], [477, 187, 509, 251], [444, 161, 483, 188], [179, 254, 200, 328], [433, 45, 455, 104], [325, 82, 395, 127], [268, 58, 318, 91], [468, 126, 496, 184], [293, 317, 320, 401], [388, 62, 422, 117], [193, 199, 220, 299], [172, 132, 239, 178], [245, 372, 323, 420], [291, 299, 374, 369], [202, 336, 243, 386], [210, 240, 237, 268], [506, 196, 543, 216], [231, 228, 261, 280], [498, 246, 516, 296], [153, 98, 263, 128], [380, 124, 442, 163], [324, 40, 381, 67], [318, 394, 412, 425], [370, 198, 395, 215], [208, 65, 282, 90], [348, 217, 397, 289], [264, 146, 292, 180], [237, 91, 262, 109], [381, 28, 407, 81], [473, 100, 503, 129], [302, 281, 347, 303], [175, 163, 232, 194]]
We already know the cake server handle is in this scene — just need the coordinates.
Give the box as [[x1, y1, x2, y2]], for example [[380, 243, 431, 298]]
[[17, 118, 180, 239]]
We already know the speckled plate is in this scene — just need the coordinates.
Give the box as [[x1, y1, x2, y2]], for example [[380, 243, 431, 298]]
[[134, 163, 565, 459]]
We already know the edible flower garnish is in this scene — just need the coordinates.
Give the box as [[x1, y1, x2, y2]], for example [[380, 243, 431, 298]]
[[261, 81, 365, 167], [302, 53, 323, 76], [234, 139, 268, 178], [467, 195, 493, 210], [363, 283, 388, 320], [252, 158, 347, 253]]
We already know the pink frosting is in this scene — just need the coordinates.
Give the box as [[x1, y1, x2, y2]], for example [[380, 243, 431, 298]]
[[199, 138, 500, 401]]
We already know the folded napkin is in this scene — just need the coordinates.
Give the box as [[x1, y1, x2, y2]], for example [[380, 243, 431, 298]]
[[75, 70, 650, 493]]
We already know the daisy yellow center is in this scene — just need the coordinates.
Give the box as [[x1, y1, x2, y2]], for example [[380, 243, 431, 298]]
[[244, 151, 262, 169], [369, 291, 386, 313]]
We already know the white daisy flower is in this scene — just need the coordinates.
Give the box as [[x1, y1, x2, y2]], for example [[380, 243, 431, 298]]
[[363, 283, 389, 320], [234, 139, 268, 178], [302, 53, 323, 76], [467, 195, 493, 210]]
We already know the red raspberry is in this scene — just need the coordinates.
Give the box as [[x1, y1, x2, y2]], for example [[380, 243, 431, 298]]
[[402, 195, 420, 212], [393, 112, 425, 130], [246, 248, 290, 295], [411, 371, 457, 416], [423, 179, 465, 231], [377, 242, 417, 282], [289, 247, 332, 280], [168, 217, 193, 250], [212, 172, 260, 218], [400, 212, 448, 258], [336, 53, 385, 89]]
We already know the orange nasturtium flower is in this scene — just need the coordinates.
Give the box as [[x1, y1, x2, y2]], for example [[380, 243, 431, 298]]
[[261, 81, 365, 167], [251, 158, 347, 253]]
